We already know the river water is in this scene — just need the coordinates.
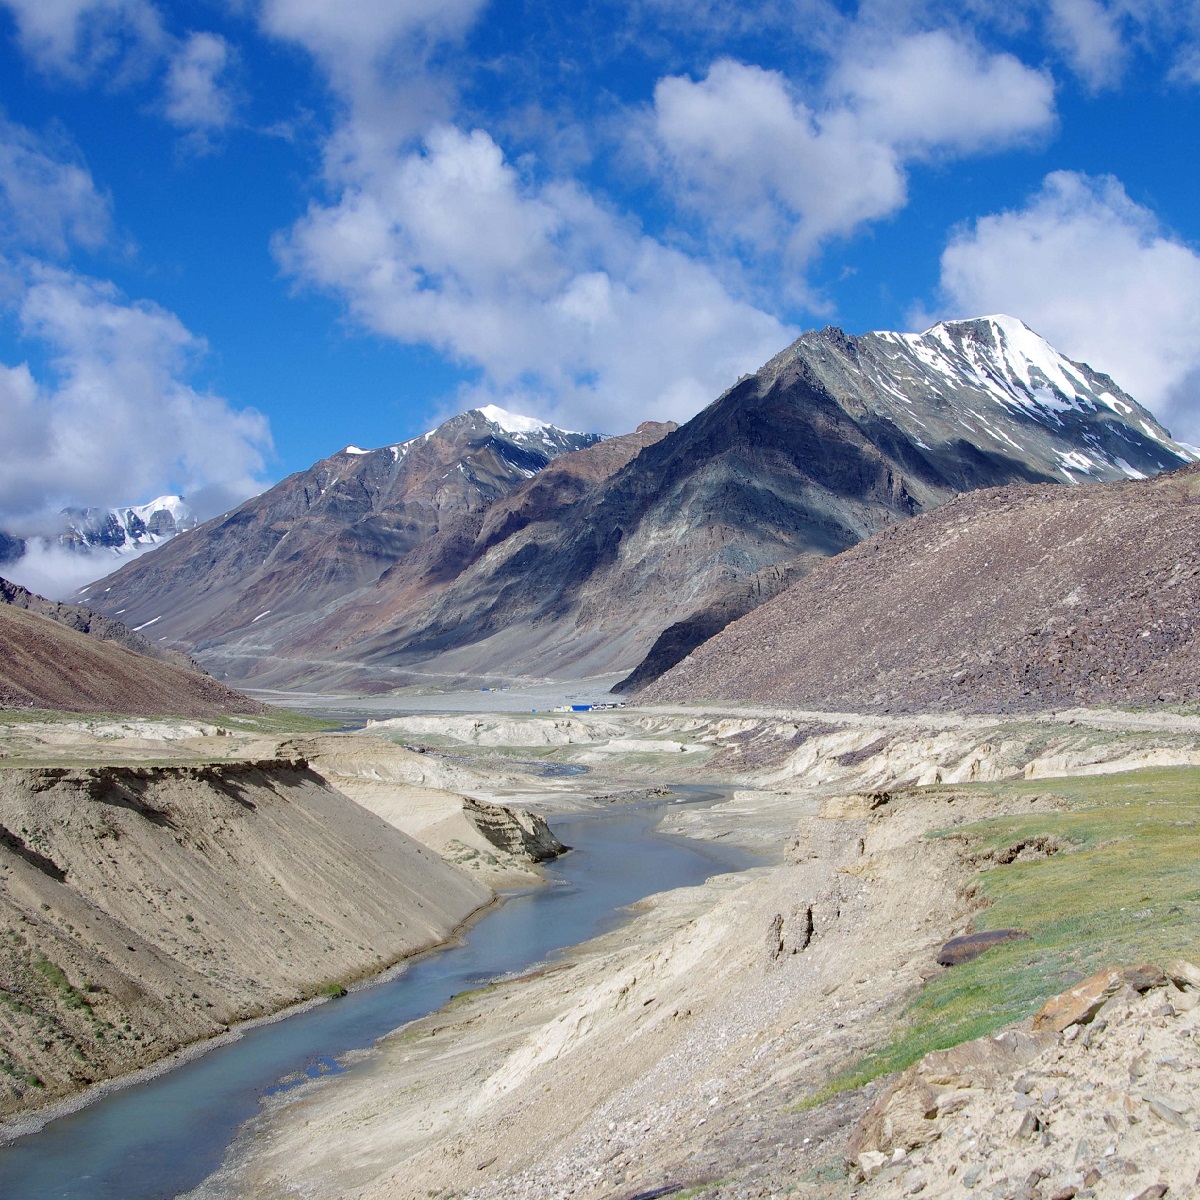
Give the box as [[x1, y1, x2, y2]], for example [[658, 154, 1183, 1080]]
[[0, 789, 757, 1200]]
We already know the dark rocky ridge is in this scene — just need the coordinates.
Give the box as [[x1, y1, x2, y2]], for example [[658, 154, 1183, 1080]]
[[642, 462, 1200, 713], [79, 409, 601, 670], [320, 317, 1189, 690], [0, 533, 24, 566]]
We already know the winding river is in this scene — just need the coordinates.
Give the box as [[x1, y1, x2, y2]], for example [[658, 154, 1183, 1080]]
[[0, 788, 757, 1200]]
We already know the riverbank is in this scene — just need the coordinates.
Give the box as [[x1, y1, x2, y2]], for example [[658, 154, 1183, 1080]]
[[0, 714, 583, 1132], [192, 702, 1200, 1200], [0, 788, 758, 1200]]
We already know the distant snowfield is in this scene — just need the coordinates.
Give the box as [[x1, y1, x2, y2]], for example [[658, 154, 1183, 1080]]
[[5, 495, 198, 601]]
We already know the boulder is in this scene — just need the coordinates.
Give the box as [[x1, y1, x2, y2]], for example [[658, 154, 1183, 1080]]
[[937, 929, 1029, 966], [1032, 965, 1166, 1033]]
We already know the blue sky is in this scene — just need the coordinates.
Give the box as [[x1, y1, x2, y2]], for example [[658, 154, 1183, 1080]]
[[3, 0, 1200, 537]]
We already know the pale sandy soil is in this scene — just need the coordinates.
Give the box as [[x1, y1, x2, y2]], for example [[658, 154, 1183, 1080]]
[[283, 735, 568, 886], [0, 756, 492, 1126], [0, 717, 574, 1130], [7, 700, 1199, 1194]]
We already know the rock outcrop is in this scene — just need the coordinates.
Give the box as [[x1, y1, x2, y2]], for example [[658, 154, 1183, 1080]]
[[286, 734, 567, 886], [850, 963, 1200, 1199]]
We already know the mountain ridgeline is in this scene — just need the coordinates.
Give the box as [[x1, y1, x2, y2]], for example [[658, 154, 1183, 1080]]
[[82, 318, 1194, 693]]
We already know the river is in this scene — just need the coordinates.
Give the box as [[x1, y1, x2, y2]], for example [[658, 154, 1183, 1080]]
[[0, 788, 758, 1200]]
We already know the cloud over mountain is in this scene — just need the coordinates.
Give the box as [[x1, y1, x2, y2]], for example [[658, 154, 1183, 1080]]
[[931, 171, 1200, 441]]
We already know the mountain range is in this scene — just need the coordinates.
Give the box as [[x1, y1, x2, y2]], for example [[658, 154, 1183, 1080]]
[[0, 496, 197, 572], [79, 317, 1195, 693]]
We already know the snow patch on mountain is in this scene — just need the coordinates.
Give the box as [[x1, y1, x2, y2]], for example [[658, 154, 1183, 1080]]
[[475, 404, 553, 434]]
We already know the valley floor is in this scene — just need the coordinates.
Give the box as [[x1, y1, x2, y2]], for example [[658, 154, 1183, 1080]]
[[178, 701, 1200, 1200]]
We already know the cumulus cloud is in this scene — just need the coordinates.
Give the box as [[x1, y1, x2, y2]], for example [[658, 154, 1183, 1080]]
[[651, 60, 905, 263], [931, 170, 1200, 440], [1, 1, 239, 144], [278, 124, 793, 432], [832, 30, 1056, 151], [0, 266, 272, 532], [259, 0, 485, 154], [163, 32, 236, 139], [649, 34, 1053, 264], [0, 115, 111, 256], [259, 0, 485, 74], [0, 0, 165, 83], [1046, 0, 1127, 89]]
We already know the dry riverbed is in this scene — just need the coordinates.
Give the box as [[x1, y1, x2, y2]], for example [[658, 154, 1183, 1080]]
[[4, 701, 1198, 1199], [187, 703, 1200, 1200]]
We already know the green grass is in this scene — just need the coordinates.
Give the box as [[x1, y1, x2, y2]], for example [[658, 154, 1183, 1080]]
[[806, 765, 1200, 1104], [211, 709, 341, 735], [33, 956, 92, 1011]]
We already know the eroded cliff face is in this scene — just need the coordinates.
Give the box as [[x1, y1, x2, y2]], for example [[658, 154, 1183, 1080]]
[[0, 758, 491, 1120], [283, 734, 569, 886]]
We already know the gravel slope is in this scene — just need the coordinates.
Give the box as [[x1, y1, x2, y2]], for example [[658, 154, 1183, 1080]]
[[0, 603, 263, 717], [644, 464, 1200, 713]]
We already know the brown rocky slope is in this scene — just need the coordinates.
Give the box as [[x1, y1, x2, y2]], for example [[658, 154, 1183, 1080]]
[[0, 576, 199, 673], [0, 603, 263, 717], [643, 463, 1200, 713], [90, 318, 1193, 692], [79, 409, 604, 685]]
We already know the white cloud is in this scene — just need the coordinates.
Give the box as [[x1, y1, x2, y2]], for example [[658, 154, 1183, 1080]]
[[652, 59, 906, 263], [650, 35, 1053, 264], [0, 0, 165, 82], [0, 266, 272, 532], [163, 31, 236, 138], [0, 116, 111, 256], [259, 0, 485, 71], [259, 0, 485, 151], [932, 170, 1200, 440], [0, 540, 156, 600], [833, 30, 1056, 151], [278, 124, 793, 433], [2, 1, 239, 149], [1046, 0, 1127, 89]]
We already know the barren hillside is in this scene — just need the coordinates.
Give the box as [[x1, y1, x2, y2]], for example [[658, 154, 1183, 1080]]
[[644, 463, 1200, 713], [0, 603, 263, 717], [0, 757, 491, 1120]]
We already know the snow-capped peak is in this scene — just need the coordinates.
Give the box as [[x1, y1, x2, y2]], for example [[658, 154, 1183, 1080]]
[[931, 315, 1093, 403], [878, 314, 1106, 419], [124, 495, 195, 526], [474, 404, 555, 435]]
